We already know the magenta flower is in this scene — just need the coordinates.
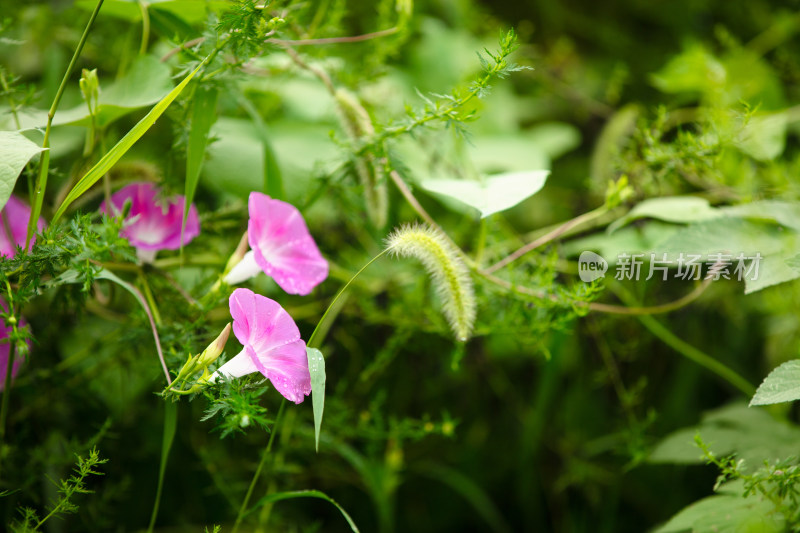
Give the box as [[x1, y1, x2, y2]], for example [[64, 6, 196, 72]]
[[0, 195, 46, 258], [100, 182, 200, 263], [223, 192, 328, 295], [211, 288, 311, 404]]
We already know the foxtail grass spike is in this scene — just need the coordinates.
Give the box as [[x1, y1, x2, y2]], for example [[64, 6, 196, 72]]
[[387, 224, 476, 341], [335, 89, 388, 228]]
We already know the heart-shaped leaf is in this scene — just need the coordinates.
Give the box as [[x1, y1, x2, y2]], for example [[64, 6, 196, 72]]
[[0, 131, 45, 211], [750, 360, 800, 406], [421, 170, 549, 218]]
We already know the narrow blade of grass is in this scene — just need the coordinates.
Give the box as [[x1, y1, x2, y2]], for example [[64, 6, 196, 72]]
[[52, 59, 207, 223], [182, 85, 219, 247], [246, 490, 359, 532]]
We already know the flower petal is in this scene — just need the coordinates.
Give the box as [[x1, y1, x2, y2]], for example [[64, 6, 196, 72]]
[[0, 195, 46, 258], [247, 192, 328, 295], [229, 287, 302, 353], [100, 182, 200, 252], [223, 250, 261, 285], [211, 348, 259, 380], [228, 288, 311, 403], [260, 340, 312, 404]]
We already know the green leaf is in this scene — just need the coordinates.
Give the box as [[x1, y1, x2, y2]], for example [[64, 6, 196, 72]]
[[649, 403, 800, 472], [721, 200, 800, 232], [75, 0, 229, 24], [16, 55, 174, 130], [735, 112, 787, 161], [421, 170, 549, 218], [650, 43, 726, 96], [236, 94, 284, 200], [76, 0, 143, 21], [655, 484, 783, 533], [650, 44, 784, 110], [149, 401, 177, 529], [745, 246, 800, 294], [202, 117, 264, 198], [184, 85, 219, 241], [0, 131, 44, 211], [750, 360, 800, 406], [656, 218, 786, 282], [590, 104, 640, 184], [608, 196, 721, 233], [523, 122, 582, 161], [306, 347, 326, 452], [202, 119, 335, 200], [262, 133, 284, 200], [148, 6, 201, 41], [563, 220, 680, 262], [52, 59, 205, 223], [246, 490, 359, 532], [467, 135, 550, 174], [657, 217, 800, 294], [464, 124, 580, 173]]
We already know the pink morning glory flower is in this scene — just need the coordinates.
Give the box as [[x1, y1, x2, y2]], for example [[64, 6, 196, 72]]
[[0, 195, 46, 258], [210, 288, 311, 404], [223, 192, 328, 296], [100, 182, 200, 263]]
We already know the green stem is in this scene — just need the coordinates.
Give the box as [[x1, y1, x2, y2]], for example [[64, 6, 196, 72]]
[[138, 1, 150, 55], [232, 399, 286, 533], [307, 249, 390, 349], [483, 206, 609, 274], [0, 340, 16, 443], [305, 0, 330, 37], [355, 52, 510, 158], [0, 69, 21, 130], [100, 133, 112, 209], [473, 218, 488, 264], [26, 0, 105, 248], [139, 270, 162, 326], [139, 272, 163, 326], [613, 283, 755, 396], [0, 281, 20, 482], [387, 170, 472, 266], [147, 400, 177, 533]]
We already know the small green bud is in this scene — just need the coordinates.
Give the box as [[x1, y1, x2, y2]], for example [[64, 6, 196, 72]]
[[79, 68, 100, 116], [7, 316, 17, 326], [396, 0, 413, 24], [442, 421, 455, 436], [266, 17, 285, 31], [197, 322, 232, 367], [385, 441, 403, 470], [223, 232, 250, 277], [604, 175, 634, 209], [335, 89, 374, 139], [335, 89, 388, 228]]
